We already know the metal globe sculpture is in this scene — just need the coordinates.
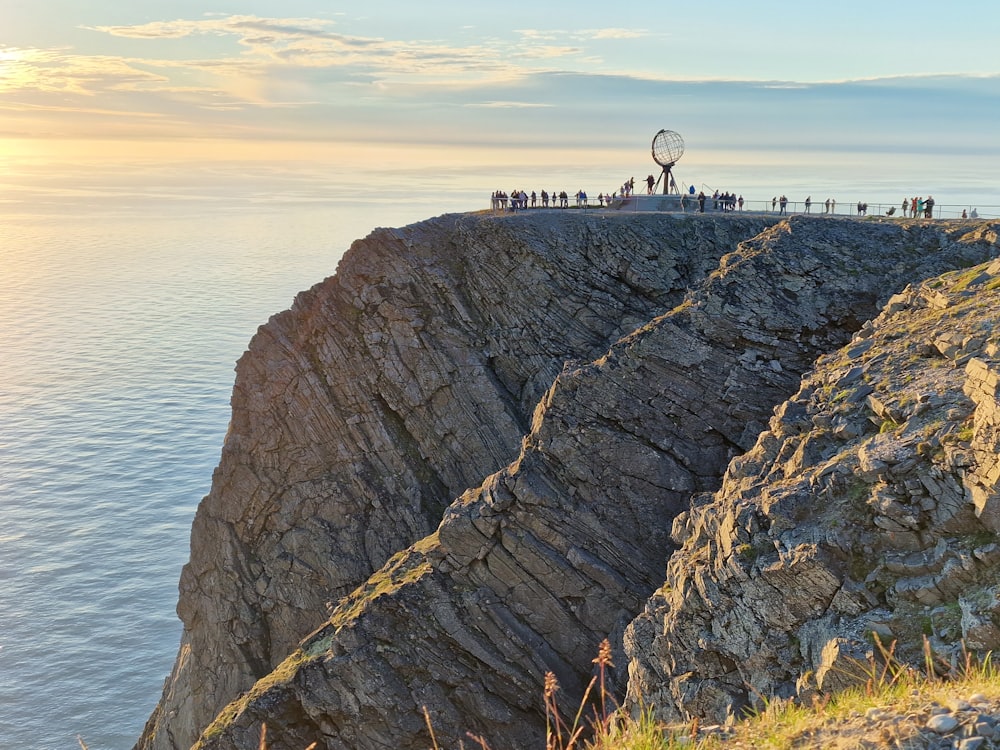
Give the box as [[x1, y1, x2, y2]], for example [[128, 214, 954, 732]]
[[652, 129, 685, 167], [651, 129, 684, 194]]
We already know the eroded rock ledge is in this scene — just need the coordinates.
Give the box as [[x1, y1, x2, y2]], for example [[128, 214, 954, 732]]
[[142, 213, 1000, 750], [626, 232, 1000, 726], [138, 211, 776, 750]]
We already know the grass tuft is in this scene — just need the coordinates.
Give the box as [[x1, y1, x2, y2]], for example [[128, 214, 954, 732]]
[[227, 635, 1000, 750]]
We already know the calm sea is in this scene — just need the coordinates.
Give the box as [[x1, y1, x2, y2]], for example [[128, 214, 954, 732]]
[[0, 191, 466, 750], [0, 149, 996, 750]]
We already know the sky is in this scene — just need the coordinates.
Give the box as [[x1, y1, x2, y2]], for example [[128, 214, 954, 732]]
[[1, 1, 998, 208]]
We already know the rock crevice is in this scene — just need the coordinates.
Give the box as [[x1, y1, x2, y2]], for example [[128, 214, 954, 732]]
[[625, 237, 1000, 725]]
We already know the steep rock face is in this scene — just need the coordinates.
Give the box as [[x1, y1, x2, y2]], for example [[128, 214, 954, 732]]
[[137, 211, 777, 750], [187, 217, 998, 750], [625, 225, 1000, 725]]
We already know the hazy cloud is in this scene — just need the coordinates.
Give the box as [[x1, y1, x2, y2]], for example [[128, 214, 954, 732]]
[[87, 16, 341, 41], [588, 28, 650, 40], [79, 15, 582, 91], [465, 101, 555, 108], [0, 46, 170, 96], [1, 15, 997, 154], [515, 29, 559, 41], [513, 45, 583, 60]]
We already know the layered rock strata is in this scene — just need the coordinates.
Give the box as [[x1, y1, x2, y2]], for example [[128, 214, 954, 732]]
[[174, 216, 999, 750], [138, 211, 777, 750], [626, 230, 1000, 725]]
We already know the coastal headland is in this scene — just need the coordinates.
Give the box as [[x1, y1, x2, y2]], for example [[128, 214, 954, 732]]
[[135, 210, 1000, 750]]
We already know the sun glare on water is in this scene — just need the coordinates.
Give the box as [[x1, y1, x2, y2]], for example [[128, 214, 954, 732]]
[[0, 138, 31, 161]]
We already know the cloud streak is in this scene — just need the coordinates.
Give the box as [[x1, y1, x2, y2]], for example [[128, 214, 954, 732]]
[[84, 15, 588, 80], [588, 28, 650, 40], [0, 14, 996, 159], [1, 15, 624, 139], [465, 101, 555, 108]]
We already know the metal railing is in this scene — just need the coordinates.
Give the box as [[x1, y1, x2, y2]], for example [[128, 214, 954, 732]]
[[676, 199, 996, 220], [491, 194, 999, 220]]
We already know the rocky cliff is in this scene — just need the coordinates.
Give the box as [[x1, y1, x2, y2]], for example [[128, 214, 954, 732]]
[[138, 211, 777, 750], [625, 233, 1000, 725], [137, 211, 1000, 750]]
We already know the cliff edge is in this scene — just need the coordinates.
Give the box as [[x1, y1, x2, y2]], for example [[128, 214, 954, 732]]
[[138, 211, 775, 750], [138, 211, 1000, 750]]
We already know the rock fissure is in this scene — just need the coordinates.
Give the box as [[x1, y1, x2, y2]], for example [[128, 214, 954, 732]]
[[626, 227, 1000, 726]]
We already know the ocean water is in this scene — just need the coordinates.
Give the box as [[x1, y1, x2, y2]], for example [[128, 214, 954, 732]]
[[0, 146, 997, 750], [0, 196, 455, 750]]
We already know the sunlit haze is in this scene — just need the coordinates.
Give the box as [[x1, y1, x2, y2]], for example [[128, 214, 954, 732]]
[[1, 5, 999, 748], [1, 2, 998, 212]]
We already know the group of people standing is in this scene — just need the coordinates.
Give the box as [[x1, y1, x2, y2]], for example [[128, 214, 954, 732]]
[[491, 185, 636, 211], [711, 190, 743, 212], [491, 188, 973, 219], [491, 189, 573, 210], [900, 196, 935, 218], [799, 196, 838, 214]]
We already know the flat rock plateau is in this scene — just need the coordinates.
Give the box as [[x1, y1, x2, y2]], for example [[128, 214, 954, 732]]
[[134, 211, 1000, 750]]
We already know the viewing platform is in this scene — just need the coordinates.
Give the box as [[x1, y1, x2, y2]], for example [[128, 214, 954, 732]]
[[492, 193, 996, 220]]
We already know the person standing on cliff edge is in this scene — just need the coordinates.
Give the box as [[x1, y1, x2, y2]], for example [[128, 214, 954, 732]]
[[698, 191, 706, 213]]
